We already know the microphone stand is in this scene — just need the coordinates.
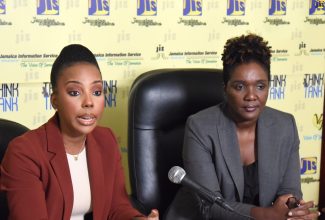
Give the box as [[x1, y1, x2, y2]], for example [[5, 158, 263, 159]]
[[197, 195, 255, 220], [198, 197, 213, 220]]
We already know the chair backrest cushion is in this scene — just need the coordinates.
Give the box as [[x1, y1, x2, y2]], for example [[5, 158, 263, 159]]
[[0, 118, 29, 219], [0, 119, 29, 163], [128, 68, 224, 215]]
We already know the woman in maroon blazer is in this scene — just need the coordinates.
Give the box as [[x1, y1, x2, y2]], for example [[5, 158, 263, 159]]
[[0, 44, 159, 220]]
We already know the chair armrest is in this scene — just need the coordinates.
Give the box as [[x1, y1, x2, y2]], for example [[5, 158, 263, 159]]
[[129, 195, 149, 215]]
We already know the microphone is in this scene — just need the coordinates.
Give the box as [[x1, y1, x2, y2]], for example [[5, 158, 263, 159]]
[[168, 166, 234, 212]]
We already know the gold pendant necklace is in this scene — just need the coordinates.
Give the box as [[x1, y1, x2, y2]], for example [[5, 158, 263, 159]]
[[73, 154, 79, 161], [72, 143, 85, 161], [64, 140, 86, 161]]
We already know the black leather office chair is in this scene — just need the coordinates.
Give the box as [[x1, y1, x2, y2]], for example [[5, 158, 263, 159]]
[[128, 68, 225, 218], [0, 119, 29, 219]]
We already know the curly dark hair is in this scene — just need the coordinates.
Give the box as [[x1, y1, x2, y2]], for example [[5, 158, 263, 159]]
[[221, 33, 272, 85], [50, 44, 101, 91]]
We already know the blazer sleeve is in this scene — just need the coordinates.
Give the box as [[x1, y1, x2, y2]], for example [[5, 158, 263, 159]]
[[274, 114, 302, 199], [0, 136, 49, 220], [182, 116, 254, 220]]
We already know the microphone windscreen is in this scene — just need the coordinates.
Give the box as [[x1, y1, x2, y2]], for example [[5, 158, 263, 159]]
[[168, 166, 186, 184]]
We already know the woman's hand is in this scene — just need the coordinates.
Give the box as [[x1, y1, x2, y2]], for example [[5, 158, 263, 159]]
[[287, 199, 320, 220], [147, 209, 159, 220], [134, 209, 159, 220], [251, 194, 293, 220]]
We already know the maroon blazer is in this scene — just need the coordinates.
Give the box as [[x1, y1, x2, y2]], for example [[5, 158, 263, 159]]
[[0, 115, 143, 220]]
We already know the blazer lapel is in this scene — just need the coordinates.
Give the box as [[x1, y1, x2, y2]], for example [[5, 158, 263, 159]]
[[45, 115, 74, 220], [257, 110, 278, 206], [86, 133, 105, 219], [216, 112, 244, 201]]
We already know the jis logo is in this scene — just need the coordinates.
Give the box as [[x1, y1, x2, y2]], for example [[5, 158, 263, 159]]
[[89, 0, 110, 16], [309, 0, 325, 15], [227, 0, 245, 16], [137, 0, 157, 16], [300, 157, 317, 175], [183, 0, 202, 16], [37, 0, 59, 15], [269, 0, 286, 16], [0, 0, 6, 15]]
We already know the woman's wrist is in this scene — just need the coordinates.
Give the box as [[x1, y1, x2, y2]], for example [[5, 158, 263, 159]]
[[251, 206, 277, 220]]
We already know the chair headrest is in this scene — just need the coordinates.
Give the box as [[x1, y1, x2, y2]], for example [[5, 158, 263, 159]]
[[129, 68, 224, 130]]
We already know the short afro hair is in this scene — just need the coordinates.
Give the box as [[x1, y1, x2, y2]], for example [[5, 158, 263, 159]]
[[221, 33, 272, 85]]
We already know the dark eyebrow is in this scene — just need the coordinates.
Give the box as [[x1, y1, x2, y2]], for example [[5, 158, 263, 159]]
[[65, 80, 103, 86], [230, 80, 245, 84], [231, 79, 268, 83], [93, 80, 103, 84], [65, 80, 80, 85], [257, 80, 269, 83]]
